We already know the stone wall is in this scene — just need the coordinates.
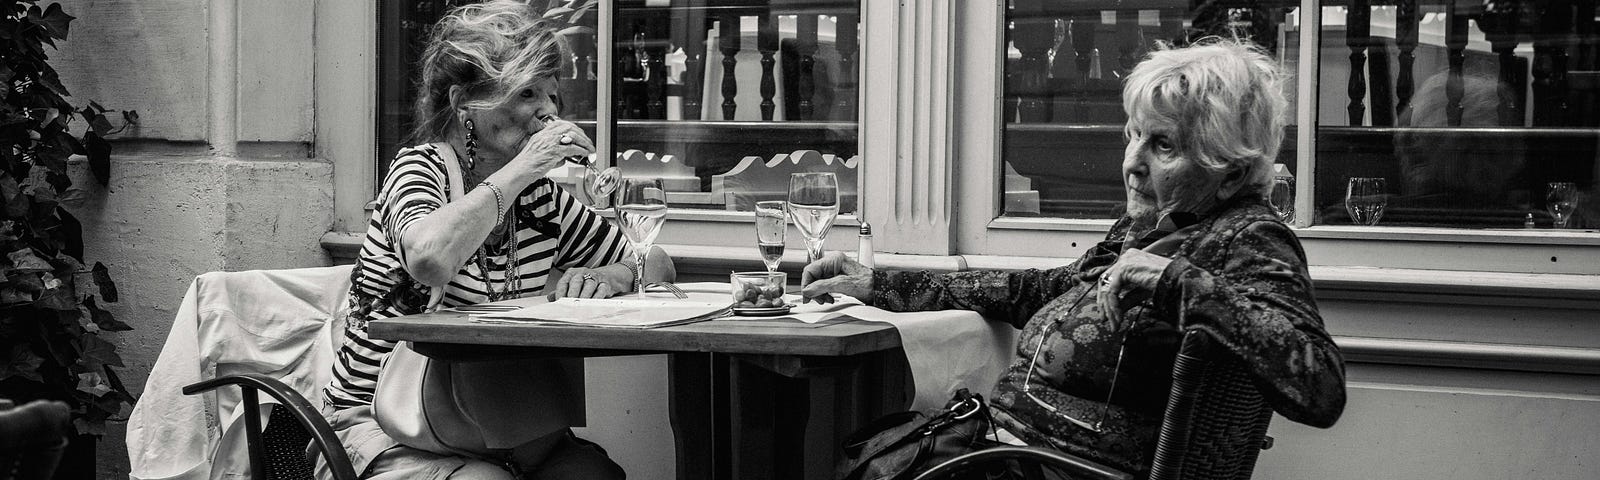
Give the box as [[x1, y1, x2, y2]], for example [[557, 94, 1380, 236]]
[[51, 1, 332, 477]]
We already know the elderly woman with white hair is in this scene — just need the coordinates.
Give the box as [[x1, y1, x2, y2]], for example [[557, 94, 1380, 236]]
[[320, 1, 673, 479], [804, 38, 1345, 475]]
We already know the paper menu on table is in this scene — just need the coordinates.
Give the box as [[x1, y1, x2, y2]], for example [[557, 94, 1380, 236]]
[[472, 294, 730, 328]]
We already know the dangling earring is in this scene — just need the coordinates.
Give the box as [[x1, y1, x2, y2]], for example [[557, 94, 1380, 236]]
[[463, 117, 479, 170]]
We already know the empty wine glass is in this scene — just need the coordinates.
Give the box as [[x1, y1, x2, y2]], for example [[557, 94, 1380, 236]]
[[1345, 177, 1387, 226], [787, 172, 839, 263], [1547, 182, 1579, 229], [754, 200, 787, 273], [614, 178, 667, 297]]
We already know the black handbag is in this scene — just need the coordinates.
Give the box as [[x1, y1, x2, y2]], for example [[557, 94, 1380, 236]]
[[837, 389, 1003, 480]]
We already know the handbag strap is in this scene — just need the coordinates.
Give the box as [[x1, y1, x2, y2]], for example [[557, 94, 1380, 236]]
[[424, 143, 466, 312]]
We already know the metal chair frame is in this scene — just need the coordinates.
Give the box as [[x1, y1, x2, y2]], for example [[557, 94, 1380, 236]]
[[182, 374, 357, 480]]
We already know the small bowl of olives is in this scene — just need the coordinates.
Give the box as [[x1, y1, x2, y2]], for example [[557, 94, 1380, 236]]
[[730, 271, 791, 316]]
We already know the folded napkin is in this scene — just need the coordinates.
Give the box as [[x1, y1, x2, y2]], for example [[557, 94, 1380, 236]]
[[676, 282, 1018, 410]]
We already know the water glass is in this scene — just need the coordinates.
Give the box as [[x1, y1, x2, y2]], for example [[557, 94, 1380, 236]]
[[754, 201, 786, 272], [614, 178, 667, 297], [1345, 177, 1387, 226], [788, 172, 840, 263], [1546, 182, 1579, 229], [1270, 175, 1295, 223]]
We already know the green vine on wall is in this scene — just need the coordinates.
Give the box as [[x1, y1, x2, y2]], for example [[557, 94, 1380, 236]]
[[0, 0, 138, 435]]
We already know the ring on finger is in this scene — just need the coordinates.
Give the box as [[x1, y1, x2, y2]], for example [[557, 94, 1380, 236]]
[[581, 273, 596, 283], [559, 134, 574, 145]]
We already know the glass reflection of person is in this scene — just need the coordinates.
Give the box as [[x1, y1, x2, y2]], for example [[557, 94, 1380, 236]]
[[1393, 71, 1530, 216]]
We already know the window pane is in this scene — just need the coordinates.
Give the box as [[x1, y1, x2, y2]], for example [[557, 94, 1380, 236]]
[[375, 1, 599, 183], [593, 0, 861, 213], [1000, 1, 1302, 219], [1314, 1, 1600, 229]]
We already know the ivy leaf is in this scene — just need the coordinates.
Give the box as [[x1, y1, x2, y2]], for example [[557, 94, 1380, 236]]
[[37, 70, 70, 98], [0, 344, 46, 382], [57, 207, 83, 262], [76, 371, 111, 396], [0, 64, 13, 85], [76, 334, 123, 368], [9, 248, 54, 273], [38, 3, 75, 40], [81, 106, 112, 136], [84, 296, 129, 332], [91, 262, 116, 302], [84, 130, 109, 186], [34, 277, 77, 311]]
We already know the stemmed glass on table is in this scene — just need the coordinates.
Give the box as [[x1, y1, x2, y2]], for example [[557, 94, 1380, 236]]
[[1345, 177, 1387, 226], [787, 172, 840, 263], [754, 200, 787, 272], [1547, 182, 1578, 229], [615, 178, 667, 297]]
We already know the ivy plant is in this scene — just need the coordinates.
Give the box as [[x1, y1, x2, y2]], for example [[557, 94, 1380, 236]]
[[0, 0, 137, 435]]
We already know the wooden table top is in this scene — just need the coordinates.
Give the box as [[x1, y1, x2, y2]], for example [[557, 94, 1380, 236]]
[[367, 309, 903, 357]]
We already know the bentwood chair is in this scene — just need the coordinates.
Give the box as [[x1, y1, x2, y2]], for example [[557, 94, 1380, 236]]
[[0, 399, 71, 480], [914, 329, 1276, 480], [183, 375, 357, 480]]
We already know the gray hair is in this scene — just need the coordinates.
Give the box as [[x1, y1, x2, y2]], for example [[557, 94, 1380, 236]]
[[1121, 38, 1289, 196], [410, 0, 565, 144]]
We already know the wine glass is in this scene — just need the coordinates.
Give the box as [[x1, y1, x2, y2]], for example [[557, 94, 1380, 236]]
[[1546, 182, 1578, 229], [787, 172, 839, 263], [614, 178, 667, 297], [1345, 177, 1387, 226], [754, 200, 787, 272]]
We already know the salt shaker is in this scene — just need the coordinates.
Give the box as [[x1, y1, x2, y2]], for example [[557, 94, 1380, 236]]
[[857, 222, 875, 268]]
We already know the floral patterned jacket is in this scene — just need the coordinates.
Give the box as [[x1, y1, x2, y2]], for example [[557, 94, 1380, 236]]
[[870, 194, 1346, 474]]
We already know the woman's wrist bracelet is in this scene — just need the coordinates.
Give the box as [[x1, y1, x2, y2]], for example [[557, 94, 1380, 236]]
[[479, 180, 506, 222]]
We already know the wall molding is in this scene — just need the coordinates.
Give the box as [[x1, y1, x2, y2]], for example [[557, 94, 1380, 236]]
[[861, 0, 957, 255]]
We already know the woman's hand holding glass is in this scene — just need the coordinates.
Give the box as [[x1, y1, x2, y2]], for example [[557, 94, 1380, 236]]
[[508, 118, 594, 180], [799, 251, 874, 304]]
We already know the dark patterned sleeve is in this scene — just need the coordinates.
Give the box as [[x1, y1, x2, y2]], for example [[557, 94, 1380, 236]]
[[869, 218, 1132, 328], [869, 267, 1077, 329], [1151, 220, 1346, 428]]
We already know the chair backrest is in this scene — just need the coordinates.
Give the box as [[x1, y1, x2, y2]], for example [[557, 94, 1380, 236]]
[[1147, 330, 1275, 480], [0, 399, 71, 480], [183, 374, 357, 480]]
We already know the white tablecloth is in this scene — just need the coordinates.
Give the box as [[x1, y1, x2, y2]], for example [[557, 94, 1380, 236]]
[[683, 283, 1019, 411]]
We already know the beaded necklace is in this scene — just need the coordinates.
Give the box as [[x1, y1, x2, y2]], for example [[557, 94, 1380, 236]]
[[461, 162, 522, 302]]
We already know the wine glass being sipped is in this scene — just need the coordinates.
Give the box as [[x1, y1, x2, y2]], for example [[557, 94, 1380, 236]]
[[754, 200, 787, 272], [787, 172, 839, 263], [614, 178, 667, 297], [1546, 182, 1578, 229]]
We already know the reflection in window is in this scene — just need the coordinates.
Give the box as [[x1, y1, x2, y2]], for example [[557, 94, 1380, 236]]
[[1315, 1, 1600, 229], [590, 0, 861, 212], [1000, 0, 1301, 219]]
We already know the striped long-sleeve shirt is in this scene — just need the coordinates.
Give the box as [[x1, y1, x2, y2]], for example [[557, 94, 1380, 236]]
[[324, 143, 631, 410]]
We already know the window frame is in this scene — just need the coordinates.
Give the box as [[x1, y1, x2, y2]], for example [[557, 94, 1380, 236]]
[[950, 0, 1600, 275], [335, 0, 1600, 276]]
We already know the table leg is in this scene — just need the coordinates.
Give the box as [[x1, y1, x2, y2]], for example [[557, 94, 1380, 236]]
[[729, 350, 913, 480], [669, 352, 731, 480]]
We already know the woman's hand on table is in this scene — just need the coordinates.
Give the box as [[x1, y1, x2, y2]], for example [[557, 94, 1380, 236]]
[[800, 252, 874, 304], [551, 264, 631, 299], [1097, 248, 1172, 330], [508, 118, 594, 180]]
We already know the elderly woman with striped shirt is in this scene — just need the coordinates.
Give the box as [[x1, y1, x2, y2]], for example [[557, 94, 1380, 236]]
[[320, 2, 672, 479]]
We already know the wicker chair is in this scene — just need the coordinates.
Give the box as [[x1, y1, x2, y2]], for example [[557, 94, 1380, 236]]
[[0, 399, 71, 480], [915, 329, 1275, 480], [183, 374, 357, 480]]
